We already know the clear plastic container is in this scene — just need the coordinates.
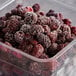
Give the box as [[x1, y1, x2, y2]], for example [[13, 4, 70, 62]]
[[0, 0, 76, 76], [56, 0, 76, 11]]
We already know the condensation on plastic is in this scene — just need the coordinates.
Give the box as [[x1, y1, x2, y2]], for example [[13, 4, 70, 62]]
[[0, 0, 76, 76]]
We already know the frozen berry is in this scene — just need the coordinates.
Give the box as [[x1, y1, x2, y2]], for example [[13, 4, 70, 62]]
[[57, 13, 63, 20], [0, 20, 6, 28], [24, 6, 33, 12], [5, 12, 12, 18], [30, 40, 38, 45], [31, 44, 44, 57], [3, 19, 20, 33], [29, 62, 41, 75], [24, 44, 33, 54], [49, 16, 62, 31], [9, 15, 21, 21], [39, 53, 48, 59], [61, 24, 71, 38], [24, 12, 37, 24], [46, 9, 57, 17], [19, 20, 25, 26], [57, 34, 66, 44], [37, 16, 51, 25], [32, 3, 40, 12], [63, 19, 71, 26], [37, 33, 51, 48], [48, 31, 58, 43], [20, 24, 31, 33], [4, 32, 14, 43], [57, 44, 65, 51], [36, 11, 45, 17], [30, 25, 44, 35], [47, 43, 58, 57], [24, 33, 32, 40], [11, 8, 18, 15], [71, 26, 76, 35], [43, 25, 51, 34], [14, 31, 25, 44], [16, 4, 22, 9]]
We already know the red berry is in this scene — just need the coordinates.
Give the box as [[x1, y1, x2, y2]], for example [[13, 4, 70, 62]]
[[39, 53, 48, 59], [48, 31, 58, 43], [43, 25, 51, 34], [32, 3, 40, 12], [71, 26, 76, 35], [30, 40, 38, 45], [29, 62, 41, 75], [24, 6, 33, 12], [31, 44, 44, 58], [63, 19, 71, 26]]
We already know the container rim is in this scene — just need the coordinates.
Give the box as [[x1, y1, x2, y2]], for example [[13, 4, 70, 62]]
[[0, 39, 76, 62], [0, 0, 15, 11]]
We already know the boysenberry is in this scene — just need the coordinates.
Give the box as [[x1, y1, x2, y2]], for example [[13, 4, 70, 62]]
[[37, 33, 51, 48], [30, 25, 44, 35], [24, 12, 37, 25], [14, 31, 25, 44], [20, 24, 31, 33]]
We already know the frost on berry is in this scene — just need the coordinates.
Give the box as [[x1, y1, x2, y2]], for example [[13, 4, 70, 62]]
[[37, 16, 51, 25], [4, 32, 14, 43], [30, 25, 44, 35], [37, 33, 51, 48], [20, 24, 31, 33], [49, 16, 62, 31], [43, 25, 51, 34], [9, 15, 21, 21], [14, 31, 25, 44], [31, 44, 44, 58], [61, 24, 71, 39], [48, 31, 58, 43], [24, 12, 37, 24], [3, 19, 20, 33]]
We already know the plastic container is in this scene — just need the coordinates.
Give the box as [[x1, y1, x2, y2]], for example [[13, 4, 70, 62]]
[[0, 0, 76, 76], [56, 0, 76, 11]]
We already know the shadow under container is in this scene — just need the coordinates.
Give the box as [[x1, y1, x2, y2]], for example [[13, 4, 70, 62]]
[[0, 0, 76, 76]]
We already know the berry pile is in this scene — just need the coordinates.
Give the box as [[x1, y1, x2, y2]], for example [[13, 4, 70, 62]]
[[0, 4, 76, 58]]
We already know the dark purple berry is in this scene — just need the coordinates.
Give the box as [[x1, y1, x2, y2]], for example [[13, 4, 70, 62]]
[[32, 3, 40, 12], [5, 32, 14, 43], [14, 31, 25, 44], [37, 33, 51, 48], [30, 25, 44, 35]]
